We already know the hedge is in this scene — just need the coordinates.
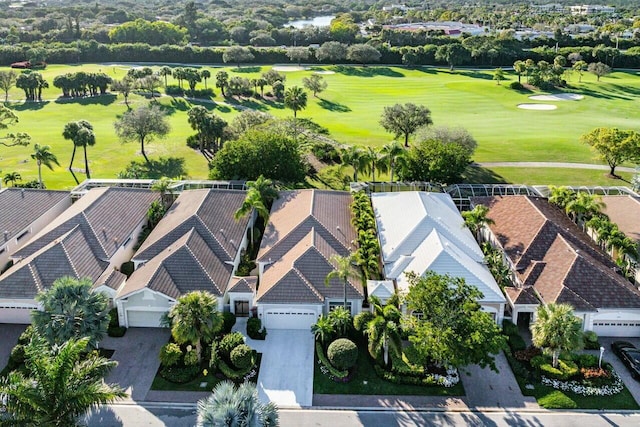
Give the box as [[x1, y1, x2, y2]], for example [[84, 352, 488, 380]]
[[247, 317, 267, 340], [373, 364, 440, 386], [217, 351, 257, 381], [315, 341, 348, 379]]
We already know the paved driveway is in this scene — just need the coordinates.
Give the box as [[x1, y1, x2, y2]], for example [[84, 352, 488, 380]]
[[0, 324, 26, 371], [587, 336, 640, 406], [102, 328, 170, 401], [249, 329, 314, 408]]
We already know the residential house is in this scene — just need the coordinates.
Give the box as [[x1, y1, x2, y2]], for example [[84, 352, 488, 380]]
[[0, 188, 71, 271], [255, 190, 364, 330], [0, 187, 158, 323], [371, 192, 506, 323], [474, 195, 640, 337], [115, 189, 251, 328]]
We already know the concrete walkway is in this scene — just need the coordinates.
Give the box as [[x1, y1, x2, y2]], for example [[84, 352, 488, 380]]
[[476, 162, 637, 173]]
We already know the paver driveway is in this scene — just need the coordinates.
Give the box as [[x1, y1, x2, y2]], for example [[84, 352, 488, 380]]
[[588, 336, 640, 406], [252, 329, 315, 408], [0, 324, 26, 371]]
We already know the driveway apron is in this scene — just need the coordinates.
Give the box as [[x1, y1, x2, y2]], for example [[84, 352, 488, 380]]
[[255, 329, 314, 408], [0, 324, 26, 371]]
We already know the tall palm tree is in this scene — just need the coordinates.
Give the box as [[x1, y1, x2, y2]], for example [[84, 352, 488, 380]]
[[32, 277, 110, 349], [325, 254, 361, 311], [2, 171, 21, 187], [547, 185, 576, 210], [360, 295, 402, 366], [167, 291, 223, 362], [565, 192, 605, 226], [363, 146, 388, 182], [340, 145, 367, 182], [152, 176, 174, 209], [246, 175, 279, 209], [462, 204, 494, 241], [530, 303, 583, 368], [62, 120, 95, 183], [31, 144, 59, 189], [159, 66, 172, 87], [234, 188, 269, 245], [586, 215, 613, 249], [196, 381, 278, 427], [0, 336, 125, 427], [379, 141, 404, 182], [283, 86, 307, 119], [201, 69, 211, 90]]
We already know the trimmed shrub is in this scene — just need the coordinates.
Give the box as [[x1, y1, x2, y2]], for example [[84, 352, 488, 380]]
[[6, 344, 25, 372], [230, 344, 253, 370], [222, 312, 236, 334], [538, 359, 579, 381], [315, 341, 348, 379], [217, 353, 256, 381], [165, 85, 184, 96], [583, 330, 600, 350], [508, 333, 527, 352], [219, 332, 245, 360], [353, 311, 374, 333], [538, 390, 577, 409], [184, 348, 199, 366], [159, 343, 182, 367], [502, 319, 518, 336], [107, 308, 126, 337], [575, 353, 599, 369], [327, 338, 358, 371], [509, 81, 524, 90], [209, 341, 220, 370], [160, 364, 200, 383], [247, 317, 267, 340]]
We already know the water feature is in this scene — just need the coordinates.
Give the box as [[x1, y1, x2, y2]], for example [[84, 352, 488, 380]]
[[285, 15, 335, 28]]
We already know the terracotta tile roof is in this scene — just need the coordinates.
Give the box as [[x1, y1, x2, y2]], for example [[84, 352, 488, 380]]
[[257, 228, 363, 304], [257, 190, 356, 263], [0, 188, 69, 245], [474, 195, 640, 311], [120, 190, 248, 300], [228, 276, 257, 293], [599, 195, 640, 244]]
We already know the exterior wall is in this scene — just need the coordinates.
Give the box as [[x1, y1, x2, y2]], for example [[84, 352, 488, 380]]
[[584, 309, 640, 331], [228, 292, 254, 315], [109, 219, 147, 273], [324, 298, 363, 317], [2, 196, 71, 268], [480, 302, 505, 324], [510, 304, 539, 325], [116, 289, 174, 328], [257, 303, 323, 324], [0, 298, 39, 324]]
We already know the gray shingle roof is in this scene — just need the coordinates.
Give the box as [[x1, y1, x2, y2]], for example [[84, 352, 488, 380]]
[[0, 188, 69, 246]]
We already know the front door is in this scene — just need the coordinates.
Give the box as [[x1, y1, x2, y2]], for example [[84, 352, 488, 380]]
[[235, 300, 249, 317]]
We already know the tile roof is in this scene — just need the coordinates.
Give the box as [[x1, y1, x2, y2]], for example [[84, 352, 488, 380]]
[[119, 190, 249, 300], [599, 195, 640, 244], [0, 187, 157, 300], [228, 276, 257, 293], [474, 195, 640, 311], [0, 188, 69, 246], [504, 286, 539, 305], [372, 192, 504, 303]]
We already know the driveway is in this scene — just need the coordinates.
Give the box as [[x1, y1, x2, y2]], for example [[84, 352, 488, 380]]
[[102, 328, 170, 401], [587, 336, 640, 406], [460, 351, 539, 409], [248, 328, 314, 408], [0, 324, 26, 371]]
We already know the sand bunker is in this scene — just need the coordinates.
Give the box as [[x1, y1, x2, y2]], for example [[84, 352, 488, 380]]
[[517, 103, 558, 110], [272, 65, 308, 72], [313, 70, 335, 75], [529, 93, 584, 101]]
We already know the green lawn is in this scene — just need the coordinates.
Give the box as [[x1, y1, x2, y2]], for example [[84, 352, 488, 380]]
[[313, 347, 465, 396], [2, 63, 640, 189]]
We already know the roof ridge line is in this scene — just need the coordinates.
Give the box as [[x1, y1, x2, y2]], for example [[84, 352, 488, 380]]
[[293, 267, 324, 302], [195, 216, 232, 260]]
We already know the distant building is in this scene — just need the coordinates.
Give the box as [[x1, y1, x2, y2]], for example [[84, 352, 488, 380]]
[[530, 3, 565, 13], [570, 5, 616, 15]]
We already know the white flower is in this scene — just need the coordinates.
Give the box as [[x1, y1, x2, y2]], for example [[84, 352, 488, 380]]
[[540, 371, 623, 396]]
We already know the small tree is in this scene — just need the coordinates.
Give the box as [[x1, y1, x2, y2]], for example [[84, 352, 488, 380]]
[[581, 127, 640, 177], [302, 74, 327, 97], [573, 60, 587, 82], [379, 103, 433, 147], [435, 43, 470, 71], [531, 303, 583, 368], [114, 104, 171, 163], [286, 46, 310, 66], [462, 204, 494, 240], [0, 70, 17, 103], [324, 254, 360, 311], [3, 171, 21, 187], [215, 70, 229, 97], [283, 86, 307, 118], [588, 61, 611, 82], [346, 44, 381, 66], [111, 77, 135, 109], [222, 46, 255, 68], [513, 60, 526, 83], [493, 67, 505, 85], [0, 105, 31, 148]]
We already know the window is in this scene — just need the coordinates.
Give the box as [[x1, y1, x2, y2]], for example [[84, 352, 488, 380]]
[[411, 310, 424, 319], [329, 302, 352, 312]]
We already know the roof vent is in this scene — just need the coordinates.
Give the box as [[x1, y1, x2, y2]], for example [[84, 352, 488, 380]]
[[21, 189, 25, 198]]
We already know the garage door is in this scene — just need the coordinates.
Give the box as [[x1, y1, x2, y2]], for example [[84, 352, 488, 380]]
[[264, 309, 317, 330], [593, 321, 640, 337], [0, 306, 36, 324], [126, 310, 165, 328]]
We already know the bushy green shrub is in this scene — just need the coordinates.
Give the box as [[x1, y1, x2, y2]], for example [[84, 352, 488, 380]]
[[247, 317, 267, 340], [502, 319, 518, 336], [583, 330, 600, 350], [538, 359, 579, 381], [209, 342, 220, 370], [538, 391, 577, 409], [159, 343, 182, 367], [219, 332, 245, 359], [390, 350, 424, 376], [160, 364, 200, 383], [230, 344, 253, 370], [311, 142, 341, 164], [107, 308, 126, 337], [373, 365, 440, 386], [165, 85, 184, 96], [184, 348, 199, 366], [6, 344, 25, 371], [509, 81, 524, 90], [508, 333, 527, 352], [575, 353, 599, 369], [327, 338, 358, 371], [353, 311, 374, 333], [222, 312, 237, 334], [217, 354, 256, 380], [315, 341, 348, 379]]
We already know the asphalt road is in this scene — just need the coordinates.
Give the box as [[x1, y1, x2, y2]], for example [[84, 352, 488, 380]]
[[85, 404, 640, 427]]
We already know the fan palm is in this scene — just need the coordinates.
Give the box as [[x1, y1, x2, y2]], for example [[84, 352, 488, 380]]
[[196, 381, 278, 427], [283, 86, 307, 119], [31, 144, 59, 189], [530, 303, 583, 368], [311, 315, 335, 345], [167, 291, 223, 362], [0, 336, 125, 427], [325, 254, 361, 311]]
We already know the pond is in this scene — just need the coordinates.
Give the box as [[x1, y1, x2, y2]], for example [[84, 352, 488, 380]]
[[285, 15, 335, 28]]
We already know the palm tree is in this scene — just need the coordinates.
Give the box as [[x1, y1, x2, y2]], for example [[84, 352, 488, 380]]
[[530, 303, 583, 368], [565, 192, 605, 226], [62, 120, 95, 183], [167, 291, 223, 362], [325, 254, 361, 311], [586, 215, 613, 249], [201, 69, 211, 90], [196, 381, 278, 427], [311, 315, 335, 345], [247, 175, 279, 209], [31, 144, 59, 189], [462, 204, 495, 241], [2, 171, 21, 187], [327, 306, 352, 337], [32, 277, 110, 349], [362, 146, 388, 182], [379, 141, 404, 182], [159, 66, 172, 87], [548, 186, 576, 210], [0, 336, 125, 426], [283, 86, 307, 119], [340, 145, 367, 182], [360, 295, 402, 366], [152, 176, 174, 209], [234, 188, 269, 245]]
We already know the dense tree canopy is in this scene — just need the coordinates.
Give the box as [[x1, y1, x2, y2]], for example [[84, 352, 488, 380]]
[[209, 130, 307, 182], [114, 104, 171, 163], [379, 103, 433, 148], [397, 138, 471, 184], [581, 127, 640, 176]]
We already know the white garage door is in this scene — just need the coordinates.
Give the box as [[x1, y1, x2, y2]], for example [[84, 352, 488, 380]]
[[0, 306, 36, 324], [264, 309, 317, 330], [593, 321, 640, 337], [126, 310, 165, 328]]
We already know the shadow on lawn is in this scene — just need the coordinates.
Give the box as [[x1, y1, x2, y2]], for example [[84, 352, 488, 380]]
[[10, 100, 50, 111], [317, 98, 351, 113], [331, 65, 404, 78], [119, 157, 187, 180], [462, 165, 508, 184], [54, 93, 118, 106]]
